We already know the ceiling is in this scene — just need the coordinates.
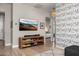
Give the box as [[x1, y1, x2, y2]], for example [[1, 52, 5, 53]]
[[21, 3, 56, 12], [0, 3, 56, 12]]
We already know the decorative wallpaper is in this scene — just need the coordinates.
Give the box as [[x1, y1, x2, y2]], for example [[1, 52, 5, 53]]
[[56, 3, 79, 48]]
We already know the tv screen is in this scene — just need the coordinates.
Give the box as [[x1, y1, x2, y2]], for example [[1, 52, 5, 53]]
[[19, 19, 38, 31]]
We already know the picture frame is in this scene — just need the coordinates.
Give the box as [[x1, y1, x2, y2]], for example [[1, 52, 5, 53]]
[[19, 19, 38, 31], [40, 22, 44, 29]]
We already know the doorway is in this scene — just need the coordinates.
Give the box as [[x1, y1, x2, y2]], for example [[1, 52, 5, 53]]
[[0, 13, 5, 47], [45, 17, 52, 46]]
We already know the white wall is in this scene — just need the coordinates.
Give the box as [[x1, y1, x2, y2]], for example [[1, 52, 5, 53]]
[[0, 3, 12, 46], [56, 4, 79, 48], [12, 4, 50, 47]]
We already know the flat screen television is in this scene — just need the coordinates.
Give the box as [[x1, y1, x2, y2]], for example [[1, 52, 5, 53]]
[[19, 19, 38, 31]]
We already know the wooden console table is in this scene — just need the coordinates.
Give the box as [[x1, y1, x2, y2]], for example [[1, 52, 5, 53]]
[[19, 36, 44, 49]]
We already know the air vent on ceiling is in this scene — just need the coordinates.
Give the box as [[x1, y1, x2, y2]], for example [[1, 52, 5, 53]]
[[34, 4, 43, 8]]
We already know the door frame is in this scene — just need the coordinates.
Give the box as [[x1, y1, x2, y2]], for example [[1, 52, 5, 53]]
[[11, 3, 13, 48]]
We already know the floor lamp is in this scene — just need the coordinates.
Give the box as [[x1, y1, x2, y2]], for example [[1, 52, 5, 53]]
[[50, 18, 56, 56], [50, 7, 56, 56]]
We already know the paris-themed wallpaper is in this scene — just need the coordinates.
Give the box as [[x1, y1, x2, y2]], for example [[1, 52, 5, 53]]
[[56, 4, 79, 48]]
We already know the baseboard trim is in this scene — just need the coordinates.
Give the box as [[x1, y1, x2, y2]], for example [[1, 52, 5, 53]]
[[56, 45, 65, 49], [5, 43, 11, 46], [12, 45, 18, 48]]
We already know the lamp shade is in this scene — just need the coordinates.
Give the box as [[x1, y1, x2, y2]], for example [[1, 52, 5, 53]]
[[51, 8, 56, 16]]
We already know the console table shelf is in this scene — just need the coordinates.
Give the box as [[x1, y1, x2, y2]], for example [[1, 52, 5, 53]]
[[19, 36, 44, 49]]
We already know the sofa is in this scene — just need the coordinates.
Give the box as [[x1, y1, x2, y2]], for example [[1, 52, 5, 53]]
[[65, 45, 79, 56]]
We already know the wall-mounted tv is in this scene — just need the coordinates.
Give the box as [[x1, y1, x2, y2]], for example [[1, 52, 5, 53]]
[[19, 19, 38, 31]]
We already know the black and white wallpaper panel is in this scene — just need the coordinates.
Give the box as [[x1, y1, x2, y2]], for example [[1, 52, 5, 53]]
[[56, 3, 79, 48]]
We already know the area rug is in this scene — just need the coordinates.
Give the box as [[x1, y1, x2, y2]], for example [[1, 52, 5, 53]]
[[34, 50, 54, 56]]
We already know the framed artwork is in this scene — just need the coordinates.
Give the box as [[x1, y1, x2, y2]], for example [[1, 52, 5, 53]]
[[40, 22, 44, 29], [19, 19, 38, 31]]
